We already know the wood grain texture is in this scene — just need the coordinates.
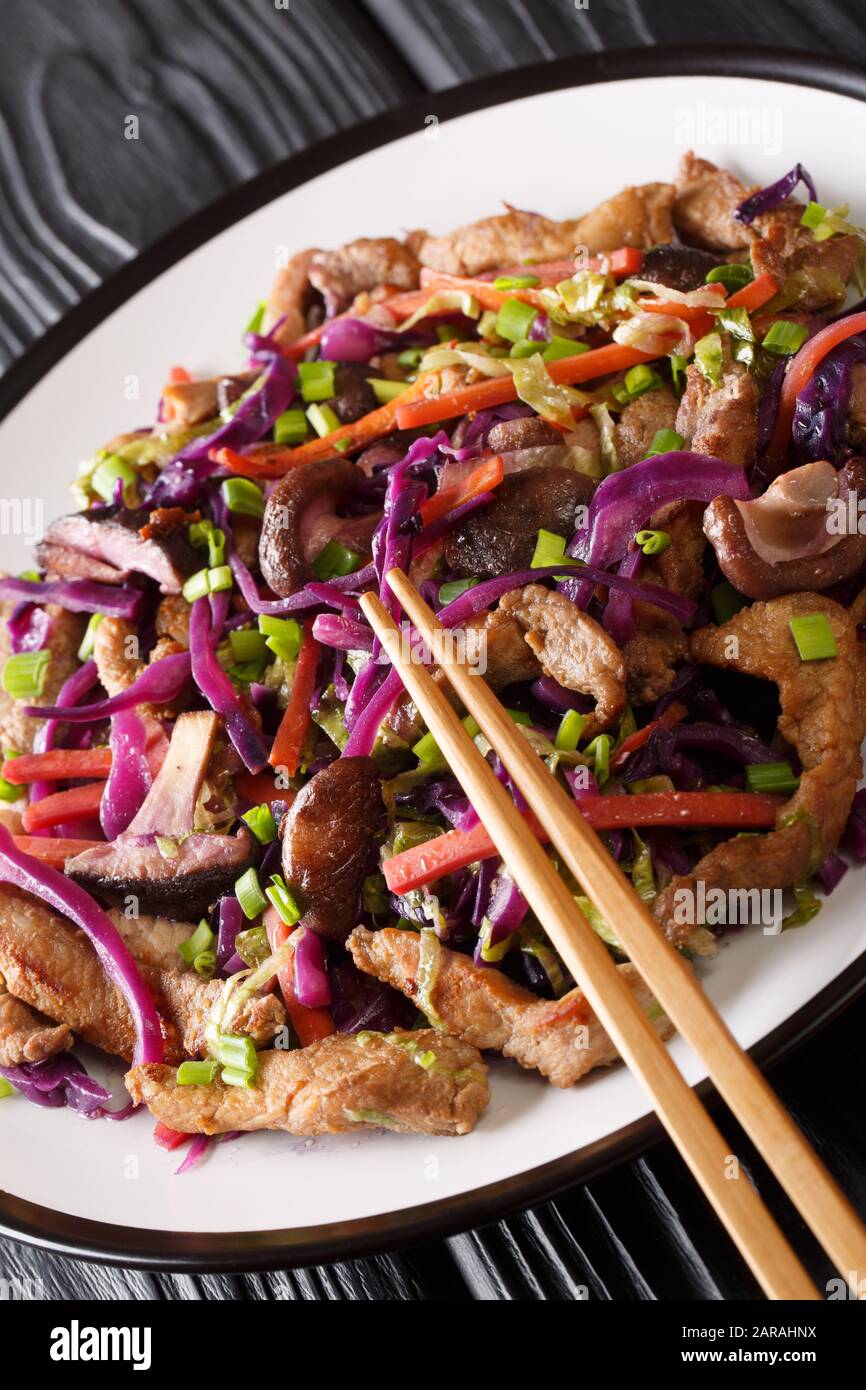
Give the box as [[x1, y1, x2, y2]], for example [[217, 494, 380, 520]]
[[2, 0, 866, 1302]]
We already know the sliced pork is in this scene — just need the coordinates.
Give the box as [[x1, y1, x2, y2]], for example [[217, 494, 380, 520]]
[[38, 506, 200, 595], [0, 973, 73, 1066]]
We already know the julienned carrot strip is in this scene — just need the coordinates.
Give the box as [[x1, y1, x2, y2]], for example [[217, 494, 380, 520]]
[[395, 342, 655, 431], [609, 702, 688, 772], [213, 445, 297, 480], [234, 768, 286, 806], [271, 375, 431, 469], [2, 748, 113, 784], [417, 249, 645, 313], [268, 627, 321, 776], [636, 291, 725, 324], [382, 792, 782, 894], [769, 308, 866, 457], [12, 836, 105, 865], [724, 272, 778, 313], [21, 782, 107, 833], [419, 454, 504, 526], [264, 906, 334, 1046]]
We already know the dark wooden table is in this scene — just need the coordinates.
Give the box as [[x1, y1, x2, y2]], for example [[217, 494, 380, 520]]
[[3, 0, 866, 1301]]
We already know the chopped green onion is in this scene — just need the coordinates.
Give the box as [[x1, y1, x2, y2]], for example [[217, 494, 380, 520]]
[[193, 949, 216, 979], [509, 337, 542, 358], [208, 565, 233, 593], [91, 454, 139, 506], [216, 1033, 257, 1076], [711, 580, 748, 625], [228, 658, 268, 685], [235, 866, 268, 920], [182, 568, 211, 603], [762, 320, 809, 356], [178, 918, 214, 966], [646, 428, 685, 457], [788, 612, 838, 661], [477, 916, 513, 963], [235, 925, 271, 967], [18, 570, 40, 582], [495, 297, 538, 344], [1, 650, 51, 700], [669, 352, 688, 394], [436, 324, 455, 342], [397, 347, 424, 368], [635, 529, 671, 556], [493, 274, 541, 290], [177, 1059, 220, 1086], [241, 803, 277, 844], [745, 761, 800, 796], [77, 612, 105, 661], [438, 577, 479, 605], [229, 628, 268, 663], [584, 733, 612, 785], [800, 201, 827, 231], [0, 1076, 15, 1099], [782, 882, 821, 930], [306, 403, 341, 438], [0, 767, 20, 803], [334, 438, 352, 453], [555, 709, 586, 752], [530, 528, 580, 572], [221, 477, 265, 519], [265, 872, 302, 926], [715, 305, 753, 342], [311, 539, 360, 581], [244, 301, 266, 335], [298, 360, 337, 403], [274, 408, 309, 446], [366, 377, 406, 405], [220, 1066, 254, 1087], [612, 363, 663, 405], [207, 528, 226, 568], [705, 263, 754, 292], [258, 613, 302, 662], [694, 332, 723, 385], [543, 336, 588, 363]]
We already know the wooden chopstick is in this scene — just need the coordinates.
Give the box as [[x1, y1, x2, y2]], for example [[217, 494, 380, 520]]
[[379, 568, 866, 1299], [360, 588, 818, 1300]]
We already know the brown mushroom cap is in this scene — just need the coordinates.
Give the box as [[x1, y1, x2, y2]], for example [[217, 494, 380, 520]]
[[258, 457, 362, 597]]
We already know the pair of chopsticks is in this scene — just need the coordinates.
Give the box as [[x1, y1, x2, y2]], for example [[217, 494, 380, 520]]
[[360, 569, 866, 1301]]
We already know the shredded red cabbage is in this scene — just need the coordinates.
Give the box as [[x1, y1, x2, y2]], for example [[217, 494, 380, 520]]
[[0, 576, 143, 620], [29, 657, 100, 818], [792, 333, 866, 463], [473, 873, 528, 966], [327, 956, 417, 1034], [188, 597, 269, 773], [100, 710, 152, 839], [293, 928, 331, 1007], [311, 613, 374, 652], [175, 1134, 212, 1175], [26, 651, 191, 722], [623, 722, 777, 790], [0, 825, 162, 1065], [0, 1054, 134, 1119], [319, 317, 410, 362], [818, 852, 848, 894], [7, 602, 51, 655], [215, 894, 245, 971], [343, 666, 403, 757], [734, 163, 818, 224], [438, 563, 697, 629]]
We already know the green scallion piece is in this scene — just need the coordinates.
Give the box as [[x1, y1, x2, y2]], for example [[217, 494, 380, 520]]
[[711, 581, 748, 625], [264, 872, 302, 926], [1, 650, 51, 700], [554, 709, 586, 752], [235, 866, 268, 920], [221, 1066, 255, 1088], [298, 360, 337, 403], [334, 438, 352, 453], [216, 1033, 257, 1076], [229, 628, 268, 664], [311, 539, 360, 581], [493, 274, 541, 290], [397, 347, 424, 368], [193, 949, 216, 979], [0, 769, 20, 803], [495, 297, 538, 344], [646, 429, 685, 458], [178, 918, 214, 966], [0, 1075, 15, 1099], [509, 338, 542, 358], [274, 408, 309, 446], [635, 529, 671, 556], [177, 1059, 220, 1086], [438, 577, 479, 605], [244, 301, 266, 335], [530, 528, 579, 572], [694, 332, 723, 385], [258, 614, 302, 662], [306, 403, 341, 438], [705, 263, 754, 292], [788, 612, 838, 661], [241, 803, 278, 844], [221, 477, 265, 519], [207, 565, 233, 594], [616, 363, 662, 403], [366, 378, 406, 406], [235, 925, 270, 967], [182, 568, 211, 603], [799, 201, 827, 231], [669, 352, 688, 394], [762, 320, 809, 356], [584, 733, 612, 785], [77, 612, 105, 661], [745, 761, 800, 796], [543, 336, 588, 363], [91, 454, 139, 506]]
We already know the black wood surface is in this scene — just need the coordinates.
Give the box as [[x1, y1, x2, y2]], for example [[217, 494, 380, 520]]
[[2, 0, 866, 1301]]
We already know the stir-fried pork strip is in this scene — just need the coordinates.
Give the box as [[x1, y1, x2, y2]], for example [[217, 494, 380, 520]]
[[38, 506, 200, 594], [348, 927, 672, 1088], [673, 152, 751, 253], [108, 910, 196, 972], [654, 594, 866, 949], [0, 974, 73, 1066], [308, 237, 420, 315], [0, 602, 83, 755], [126, 1028, 489, 1136], [0, 889, 283, 1063]]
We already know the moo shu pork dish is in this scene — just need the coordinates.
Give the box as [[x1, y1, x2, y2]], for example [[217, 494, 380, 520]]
[[2, 154, 866, 1166]]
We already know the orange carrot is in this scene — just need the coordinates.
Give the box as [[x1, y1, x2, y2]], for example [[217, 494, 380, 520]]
[[268, 627, 321, 776], [419, 454, 504, 526], [213, 445, 297, 480], [233, 768, 290, 806], [270, 376, 429, 470], [724, 272, 778, 313], [21, 782, 107, 833], [2, 748, 113, 784], [167, 365, 191, 384], [417, 248, 645, 314], [12, 835, 105, 865], [769, 308, 866, 457], [396, 341, 655, 431]]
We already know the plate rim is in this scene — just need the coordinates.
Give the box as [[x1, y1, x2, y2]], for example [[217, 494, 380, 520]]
[[3, 42, 866, 1271]]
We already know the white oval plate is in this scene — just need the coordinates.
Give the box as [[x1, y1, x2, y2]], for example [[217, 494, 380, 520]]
[[2, 51, 866, 1268]]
